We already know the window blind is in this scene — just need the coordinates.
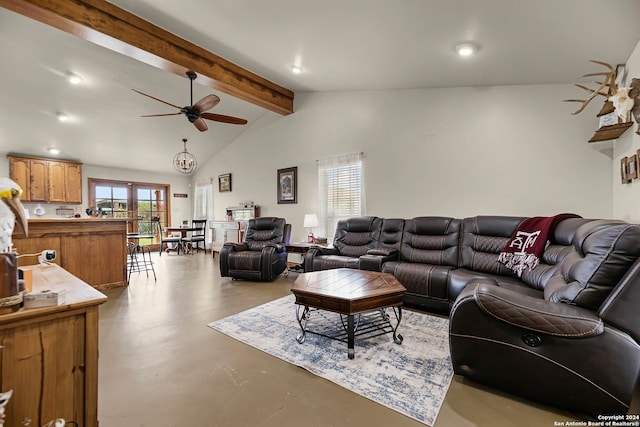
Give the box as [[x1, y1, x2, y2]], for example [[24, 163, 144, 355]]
[[317, 152, 365, 243]]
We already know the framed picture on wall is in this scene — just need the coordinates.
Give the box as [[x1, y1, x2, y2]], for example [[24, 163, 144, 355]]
[[218, 173, 232, 192], [627, 155, 639, 180], [277, 166, 297, 204], [621, 158, 631, 184]]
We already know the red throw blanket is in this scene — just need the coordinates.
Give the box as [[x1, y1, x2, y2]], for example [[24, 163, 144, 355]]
[[498, 213, 581, 277]]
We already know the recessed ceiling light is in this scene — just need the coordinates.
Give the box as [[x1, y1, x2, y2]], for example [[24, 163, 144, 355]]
[[47, 147, 61, 155], [56, 112, 69, 122], [290, 65, 302, 74], [66, 73, 83, 85], [454, 42, 479, 57]]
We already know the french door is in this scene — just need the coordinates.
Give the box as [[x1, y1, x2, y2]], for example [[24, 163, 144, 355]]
[[88, 178, 171, 242]]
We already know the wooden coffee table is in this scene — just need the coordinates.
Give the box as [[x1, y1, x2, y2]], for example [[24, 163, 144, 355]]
[[291, 268, 406, 359]]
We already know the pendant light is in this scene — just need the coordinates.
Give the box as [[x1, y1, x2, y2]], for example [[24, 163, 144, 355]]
[[173, 138, 197, 174]]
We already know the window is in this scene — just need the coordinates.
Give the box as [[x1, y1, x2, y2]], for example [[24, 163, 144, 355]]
[[89, 178, 170, 244], [317, 152, 365, 242], [193, 178, 214, 246]]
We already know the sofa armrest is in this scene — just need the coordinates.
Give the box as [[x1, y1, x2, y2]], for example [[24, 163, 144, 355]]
[[472, 282, 604, 338], [311, 246, 339, 256], [367, 247, 399, 257], [359, 252, 399, 271], [303, 246, 339, 272]]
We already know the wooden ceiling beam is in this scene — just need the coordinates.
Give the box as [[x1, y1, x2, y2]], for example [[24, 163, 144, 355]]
[[0, 0, 294, 115]]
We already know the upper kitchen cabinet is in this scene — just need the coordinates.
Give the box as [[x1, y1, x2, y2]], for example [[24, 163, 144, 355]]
[[7, 155, 83, 204]]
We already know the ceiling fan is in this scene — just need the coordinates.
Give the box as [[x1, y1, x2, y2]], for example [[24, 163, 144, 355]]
[[132, 71, 248, 132]]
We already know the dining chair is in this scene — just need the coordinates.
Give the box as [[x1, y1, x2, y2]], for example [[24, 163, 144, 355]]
[[182, 219, 207, 254], [154, 217, 182, 255]]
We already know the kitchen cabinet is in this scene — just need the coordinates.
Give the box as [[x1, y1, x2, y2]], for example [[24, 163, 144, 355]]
[[29, 158, 48, 202], [7, 155, 83, 204], [0, 263, 106, 427], [8, 156, 29, 200], [65, 162, 83, 203]]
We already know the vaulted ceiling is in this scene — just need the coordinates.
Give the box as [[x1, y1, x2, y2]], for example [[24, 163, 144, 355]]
[[1, 0, 639, 174]]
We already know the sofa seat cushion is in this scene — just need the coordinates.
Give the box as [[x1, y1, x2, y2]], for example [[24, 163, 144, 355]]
[[449, 268, 541, 302], [311, 255, 361, 271], [383, 261, 452, 301]]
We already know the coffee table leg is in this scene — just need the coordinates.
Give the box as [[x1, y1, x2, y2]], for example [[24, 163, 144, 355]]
[[347, 314, 355, 359], [296, 305, 309, 344], [393, 307, 403, 345]]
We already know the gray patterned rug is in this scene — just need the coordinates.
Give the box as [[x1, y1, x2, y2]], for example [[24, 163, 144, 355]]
[[208, 294, 453, 425]]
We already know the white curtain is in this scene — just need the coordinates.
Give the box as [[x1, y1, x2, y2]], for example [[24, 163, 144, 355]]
[[193, 178, 214, 248], [317, 152, 365, 243]]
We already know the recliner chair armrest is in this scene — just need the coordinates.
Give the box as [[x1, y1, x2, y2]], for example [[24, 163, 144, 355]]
[[471, 282, 604, 338], [222, 242, 249, 253], [262, 243, 286, 253]]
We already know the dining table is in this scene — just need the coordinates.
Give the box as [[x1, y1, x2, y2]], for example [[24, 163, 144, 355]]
[[164, 226, 200, 254]]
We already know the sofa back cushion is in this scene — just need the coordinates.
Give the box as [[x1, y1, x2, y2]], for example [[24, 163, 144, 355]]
[[378, 218, 405, 251], [544, 220, 640, 311], [399, 217, 460, 266], [521, 218, 596, 290], [333, 216, 382, 257], [244, 217, 286, 251], [460, 216, 525, 275]]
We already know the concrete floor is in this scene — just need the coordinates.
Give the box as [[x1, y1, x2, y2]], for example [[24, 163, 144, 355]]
[[98, 252, 639, 426]]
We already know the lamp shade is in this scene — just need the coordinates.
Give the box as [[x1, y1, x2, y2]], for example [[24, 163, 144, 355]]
[[303, 214, 319, 228]]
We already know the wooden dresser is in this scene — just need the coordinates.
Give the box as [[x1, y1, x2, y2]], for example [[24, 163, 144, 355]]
[[0, 264, 107, 427], [12, 218, 128, 290]]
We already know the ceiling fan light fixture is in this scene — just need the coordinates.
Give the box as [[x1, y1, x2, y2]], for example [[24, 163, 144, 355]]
[[454, 42, 478, 57], [173, 138, 197, 174], [66, 73, 83, 85]]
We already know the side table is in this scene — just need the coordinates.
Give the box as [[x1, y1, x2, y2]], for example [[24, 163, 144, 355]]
[[284, 242, 323, 273]]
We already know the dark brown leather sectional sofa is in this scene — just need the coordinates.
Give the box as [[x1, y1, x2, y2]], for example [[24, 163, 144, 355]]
[[303, 215, 640, 416]]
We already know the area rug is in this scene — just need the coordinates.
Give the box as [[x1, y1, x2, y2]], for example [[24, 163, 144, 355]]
[[208, 294, 453, 426]]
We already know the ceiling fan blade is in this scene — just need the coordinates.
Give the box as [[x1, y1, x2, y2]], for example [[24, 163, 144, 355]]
[[193, 94, 220, 113], [193, 118, 208, 132], [201, 112, 248, 125], [132, 89, 182, 109], [141, 113, 182, 117]]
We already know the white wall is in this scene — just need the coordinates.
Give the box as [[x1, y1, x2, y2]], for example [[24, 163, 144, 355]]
[[614, 39, 640, 222], [196, 83, 612, 243]]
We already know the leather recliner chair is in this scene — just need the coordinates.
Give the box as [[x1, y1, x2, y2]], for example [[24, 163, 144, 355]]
[[304, 216, 382, 271], [220, 217, 288, 281]]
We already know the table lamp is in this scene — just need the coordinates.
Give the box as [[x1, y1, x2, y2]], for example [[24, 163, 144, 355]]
[[303, 213, 319, 243]]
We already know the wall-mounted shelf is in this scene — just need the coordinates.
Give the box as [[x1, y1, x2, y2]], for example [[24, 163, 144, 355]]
[[588, 122, 633, 143]]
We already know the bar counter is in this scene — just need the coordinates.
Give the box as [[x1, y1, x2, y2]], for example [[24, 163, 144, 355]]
[[12, 217, 128, 290]]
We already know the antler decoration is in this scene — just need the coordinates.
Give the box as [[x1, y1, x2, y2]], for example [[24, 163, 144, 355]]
[[564, 60, 618, 115], [630, 78, 640, 134]]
